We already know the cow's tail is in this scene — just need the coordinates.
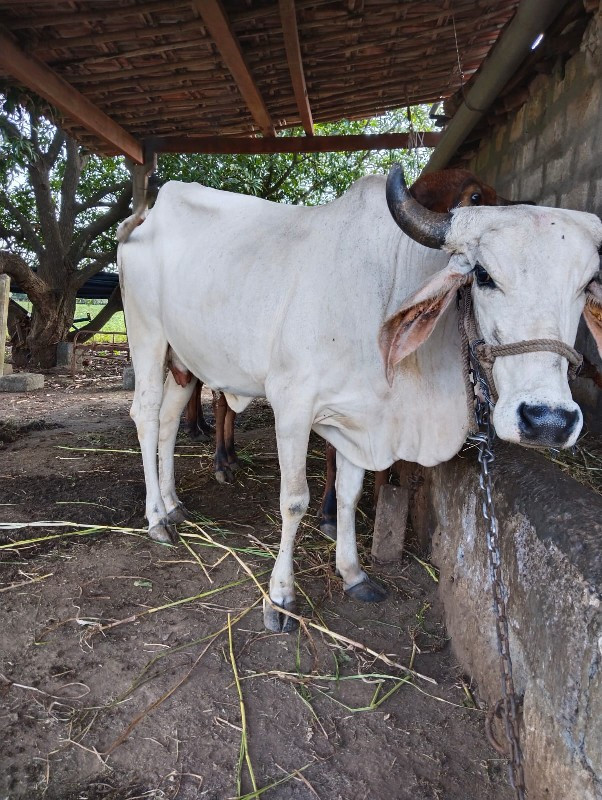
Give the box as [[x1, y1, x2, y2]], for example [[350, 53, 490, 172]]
[[116, 204, 147, 243]]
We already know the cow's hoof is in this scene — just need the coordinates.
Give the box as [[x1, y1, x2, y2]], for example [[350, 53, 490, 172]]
[[319, 519, 337, 540], [263, 598, 299, 633], [345, 575, 388, 603], [167, 503, 190, 524], [192, 430, 211, 443], [149, 521, 178, 545], [228, 459, 240, 474], [215, 466, 234, 484]]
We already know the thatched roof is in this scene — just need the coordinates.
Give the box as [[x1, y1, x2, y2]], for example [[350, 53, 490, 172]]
[[0, 1, 523, 160]]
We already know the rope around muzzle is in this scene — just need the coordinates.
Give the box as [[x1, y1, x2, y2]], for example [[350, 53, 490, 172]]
[[458, 288, 583, 432]]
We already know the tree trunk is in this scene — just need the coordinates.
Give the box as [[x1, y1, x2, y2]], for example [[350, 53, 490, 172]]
[[0, 250, 74, 369], [1, 121, 132, 368], [25, 287, 77, 368]]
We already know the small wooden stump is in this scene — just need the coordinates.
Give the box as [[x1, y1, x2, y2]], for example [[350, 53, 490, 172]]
[[371, 484, 409, 562]]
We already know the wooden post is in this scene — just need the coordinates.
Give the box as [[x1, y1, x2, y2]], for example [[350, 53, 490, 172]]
[[126, 153, 157, 210], [0, 274, 10, 376], [371, 483, 409, 562]]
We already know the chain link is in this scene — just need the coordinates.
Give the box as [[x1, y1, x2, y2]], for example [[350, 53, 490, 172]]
[[467, 342, 527, 800]]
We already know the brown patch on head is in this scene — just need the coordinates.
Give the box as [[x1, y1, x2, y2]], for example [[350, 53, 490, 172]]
[[410, 169, 499, 212], [457, 180, 498, 208]]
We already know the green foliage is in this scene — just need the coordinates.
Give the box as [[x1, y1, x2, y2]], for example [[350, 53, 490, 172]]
[[0, 101, 129, 267], [159, 107, 434, 206]]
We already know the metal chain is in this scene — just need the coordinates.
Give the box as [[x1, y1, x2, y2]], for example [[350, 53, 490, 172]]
[[467, 341, 527, 800]]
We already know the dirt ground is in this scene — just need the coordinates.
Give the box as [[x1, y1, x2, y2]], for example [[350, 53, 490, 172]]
[[0, 365, 514, 800]]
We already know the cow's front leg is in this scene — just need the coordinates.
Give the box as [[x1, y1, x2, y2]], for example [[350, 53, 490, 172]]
[[336, 453, 387, 602], [264, 416, 311, 633], [159, 371, 198, 525]]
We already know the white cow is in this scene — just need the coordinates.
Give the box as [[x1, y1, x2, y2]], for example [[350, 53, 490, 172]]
[[117, 166, 602, 632]]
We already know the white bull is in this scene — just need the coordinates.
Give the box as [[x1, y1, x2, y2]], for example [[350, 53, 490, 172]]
[[117, 167, 602, 632]]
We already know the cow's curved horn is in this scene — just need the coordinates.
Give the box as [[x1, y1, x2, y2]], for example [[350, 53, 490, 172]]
[[386, 164, 452, 249]]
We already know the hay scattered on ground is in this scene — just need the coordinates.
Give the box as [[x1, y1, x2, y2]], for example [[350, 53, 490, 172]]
[[545, 435, 602, 496]]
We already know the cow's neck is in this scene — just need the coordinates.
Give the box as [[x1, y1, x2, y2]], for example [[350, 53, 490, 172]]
[[381, 234, 470, 467]]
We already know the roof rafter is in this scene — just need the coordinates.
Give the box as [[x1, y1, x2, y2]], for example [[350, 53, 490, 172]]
[[191, 0, 276, 137], [279, 0, 314, 136], [0, 26, 143, 163]]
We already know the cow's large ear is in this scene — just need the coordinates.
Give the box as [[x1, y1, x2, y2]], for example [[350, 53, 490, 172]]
[[584, 275, 602, 356], [379, 267, 470, 385]]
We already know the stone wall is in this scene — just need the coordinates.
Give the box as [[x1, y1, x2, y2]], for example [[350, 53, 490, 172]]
[[459, 11, 602, 430], [425, 444, 602, 800]]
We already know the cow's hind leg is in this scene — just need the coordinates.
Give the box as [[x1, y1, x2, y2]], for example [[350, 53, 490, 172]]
[[336, 453, 387, 603], [213, 391, 237, 483], [128, 339, 177, 543], [224, 406, 239, 474], [263, 409, 312, 633], [159, 370, 198, 525], [186, 382, 213, 440], [318, 442, 337, 539]]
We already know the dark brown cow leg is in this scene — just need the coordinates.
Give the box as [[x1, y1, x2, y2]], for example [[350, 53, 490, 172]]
[[224, 406, 239, 473], [318, 442, 337, 539], [193, 382, 214, 439], [185, 382, 214, 440], [213, 391, 235, 483], [184, 383, 200, 437]]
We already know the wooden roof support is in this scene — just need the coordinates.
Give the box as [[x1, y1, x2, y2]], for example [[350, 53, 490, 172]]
[[0, 26, 143, 163], [192, 0, 275, 137], [145, 131, 442, 156], [279, 0, 313, 136]]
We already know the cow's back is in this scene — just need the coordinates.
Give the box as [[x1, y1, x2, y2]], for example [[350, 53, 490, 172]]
[[119, 178, 413, 397]]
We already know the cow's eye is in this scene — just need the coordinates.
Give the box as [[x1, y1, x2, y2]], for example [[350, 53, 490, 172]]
[[474, 263, 496, 288], [470, 192, 482, 205]]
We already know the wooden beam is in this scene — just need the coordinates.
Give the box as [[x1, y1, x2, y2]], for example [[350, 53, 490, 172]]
[[279, 0, 313, 136], [0, 27, 143, 163], [146, 132, 442, 156], [191, 0, 275, 137]]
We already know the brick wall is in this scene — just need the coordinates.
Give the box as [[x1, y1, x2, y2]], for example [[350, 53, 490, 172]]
[[459, 12, 602, 431]]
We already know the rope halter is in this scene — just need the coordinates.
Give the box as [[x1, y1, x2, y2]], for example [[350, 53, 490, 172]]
[[458, 287, 583, 434]]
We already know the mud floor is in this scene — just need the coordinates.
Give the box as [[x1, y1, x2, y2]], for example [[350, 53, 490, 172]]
[[0, 369, 514, 800]]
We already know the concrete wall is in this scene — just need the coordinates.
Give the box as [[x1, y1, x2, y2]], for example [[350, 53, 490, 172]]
[[425, 444, 602, 800], [459, 10, 602, 430]]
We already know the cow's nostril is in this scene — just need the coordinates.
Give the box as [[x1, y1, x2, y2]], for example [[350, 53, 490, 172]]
[[517, 403, 579, 444]]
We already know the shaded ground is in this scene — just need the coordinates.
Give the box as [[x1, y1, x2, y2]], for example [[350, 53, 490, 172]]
[[0, 368, 513, 800]]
